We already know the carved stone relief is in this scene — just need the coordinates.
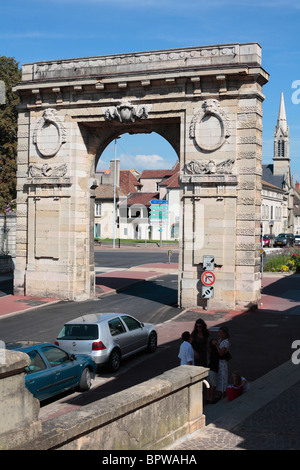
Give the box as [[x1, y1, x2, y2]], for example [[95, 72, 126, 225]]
[[28, 163, 67, 178], [185, 158, 234, 175], [104, 101, 151, 123], [189, 99, 231, 152], [33, 108, 66, 157]]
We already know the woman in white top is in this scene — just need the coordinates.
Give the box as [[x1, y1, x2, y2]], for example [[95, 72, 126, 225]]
[[213, 326, 230, 398]]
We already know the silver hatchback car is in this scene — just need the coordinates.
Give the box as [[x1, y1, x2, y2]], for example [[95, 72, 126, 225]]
[[55, 313, 157, 371]]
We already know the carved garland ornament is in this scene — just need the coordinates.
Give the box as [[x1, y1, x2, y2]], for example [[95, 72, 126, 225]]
[[185, 159, 234, 175], [28, 163, 68, 178], [104, 101, 151, 123], [33, 108, 66, 157], [189, 99, 231, 152]]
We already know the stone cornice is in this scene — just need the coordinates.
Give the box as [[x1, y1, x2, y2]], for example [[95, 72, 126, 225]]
[[19, 43, 262, 81]]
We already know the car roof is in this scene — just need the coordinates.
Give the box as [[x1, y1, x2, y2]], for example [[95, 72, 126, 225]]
[[6, 341, 53, 352], [64, 313, 124, 325]]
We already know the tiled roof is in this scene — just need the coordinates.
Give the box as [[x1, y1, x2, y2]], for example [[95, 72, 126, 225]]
[[139, 164, 178, 179], [119, 170, 142, 194], [119, 192, 159, 207], [159, 172, 180, 189], [262, 179, 285, 193], [95, 169, 141, 200], [94, 184, 114, 199], [262, 164, 285, 189]]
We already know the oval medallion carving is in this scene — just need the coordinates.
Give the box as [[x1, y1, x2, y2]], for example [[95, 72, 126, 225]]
[[190, 99, 231, 152], [33, 108, 66, 157]]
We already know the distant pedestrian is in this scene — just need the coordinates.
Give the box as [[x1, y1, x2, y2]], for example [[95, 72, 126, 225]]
[[178, 331, 194, 365], [191, 318, 210, 367], [213, 326, 230, 398]]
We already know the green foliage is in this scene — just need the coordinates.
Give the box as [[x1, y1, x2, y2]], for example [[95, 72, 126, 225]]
[[263, 248, 300, 272], [0, 56, 21, 214]]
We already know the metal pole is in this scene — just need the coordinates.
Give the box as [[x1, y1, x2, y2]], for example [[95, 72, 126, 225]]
[[113, 138, 119, 249]]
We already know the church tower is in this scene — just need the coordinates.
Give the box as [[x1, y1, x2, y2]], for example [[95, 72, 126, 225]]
[[273, 92, 290, 175]]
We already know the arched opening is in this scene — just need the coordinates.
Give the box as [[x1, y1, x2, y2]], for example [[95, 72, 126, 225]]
[[93, 132, 179, 245]]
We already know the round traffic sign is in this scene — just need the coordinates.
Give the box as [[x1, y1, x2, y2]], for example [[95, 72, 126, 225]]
[[201, 271, 215, 286]]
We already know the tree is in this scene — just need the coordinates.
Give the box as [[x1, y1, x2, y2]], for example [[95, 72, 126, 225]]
[[0, 56, 21, 213]]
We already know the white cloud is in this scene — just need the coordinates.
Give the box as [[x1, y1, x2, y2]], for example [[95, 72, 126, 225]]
[[97, 153, 174, 172], [120, 153, 172, 171]]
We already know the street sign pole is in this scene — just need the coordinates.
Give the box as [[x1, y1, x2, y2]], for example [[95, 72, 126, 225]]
[[201, 262, 215, 311]]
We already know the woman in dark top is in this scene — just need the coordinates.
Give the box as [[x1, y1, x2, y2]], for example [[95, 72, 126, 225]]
[[191, 318, 209, 367]]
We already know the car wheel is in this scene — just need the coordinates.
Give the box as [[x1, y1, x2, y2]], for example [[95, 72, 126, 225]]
[[79, 367, 92, 392], [147, 332, 157, 353], [109, 349, 121, 372]]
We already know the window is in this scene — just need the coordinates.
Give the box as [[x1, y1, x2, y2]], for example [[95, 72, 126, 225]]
[[57, 324, 99, 340], [108, 318, 126, 336], [121, 315, 142, 331], [95, 223, 101, 238], [171, 223, 179, 238], [95, 203, 102, 217], [42, 346, 70, 367], [27, 350, 47, 373]]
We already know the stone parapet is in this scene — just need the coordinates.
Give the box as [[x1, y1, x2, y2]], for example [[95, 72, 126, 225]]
[[0, 349, 41, 450], [14, 365, 208, 451]]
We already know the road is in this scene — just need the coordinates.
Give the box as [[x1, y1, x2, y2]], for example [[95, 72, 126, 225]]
[[0, 274, 180, 343], [94, 247, 178, 271]]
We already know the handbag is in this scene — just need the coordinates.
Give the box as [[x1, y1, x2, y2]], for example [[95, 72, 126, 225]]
[[223, 351, 232, 361]]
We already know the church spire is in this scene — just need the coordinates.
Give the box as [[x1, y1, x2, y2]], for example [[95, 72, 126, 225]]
[[273, 92, 290, 175], [276, 92, 288, 134]]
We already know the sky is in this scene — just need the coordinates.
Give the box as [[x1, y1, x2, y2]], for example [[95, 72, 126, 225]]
[[1, 0, 300, 179]]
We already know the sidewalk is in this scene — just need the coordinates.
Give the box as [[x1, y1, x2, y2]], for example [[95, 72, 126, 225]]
[[1, 267, 300, 450]]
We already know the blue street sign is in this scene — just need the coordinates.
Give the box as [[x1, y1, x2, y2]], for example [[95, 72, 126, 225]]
[[150, 200, 168, 205]]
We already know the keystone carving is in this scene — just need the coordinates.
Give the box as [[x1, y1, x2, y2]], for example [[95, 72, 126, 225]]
[[189, 99, 231, 152], [185, 158, 234, 175], [33, 108, 66, 157], [104, 101, 151, 123]]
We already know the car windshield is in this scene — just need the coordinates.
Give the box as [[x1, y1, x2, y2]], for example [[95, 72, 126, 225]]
[[277, 234, 286, 238], [57, 324, 98, 340]]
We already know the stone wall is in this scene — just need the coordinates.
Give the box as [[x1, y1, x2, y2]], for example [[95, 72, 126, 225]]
[[0, 349, 41, 450], [12, 365, 208, 451]]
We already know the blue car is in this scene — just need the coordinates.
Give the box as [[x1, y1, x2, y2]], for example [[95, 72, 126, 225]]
[[6, 341, 97, 401]]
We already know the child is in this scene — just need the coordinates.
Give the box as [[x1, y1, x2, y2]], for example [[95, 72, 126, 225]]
[[178, 331, 194, 365], [232, 370, 250, 393]]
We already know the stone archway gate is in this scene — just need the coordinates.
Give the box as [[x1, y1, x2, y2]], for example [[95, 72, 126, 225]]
[[13, 43, 268, 310]]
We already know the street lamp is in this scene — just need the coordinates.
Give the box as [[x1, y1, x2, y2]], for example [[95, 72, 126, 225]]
[[113, 137, 120, 248]]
